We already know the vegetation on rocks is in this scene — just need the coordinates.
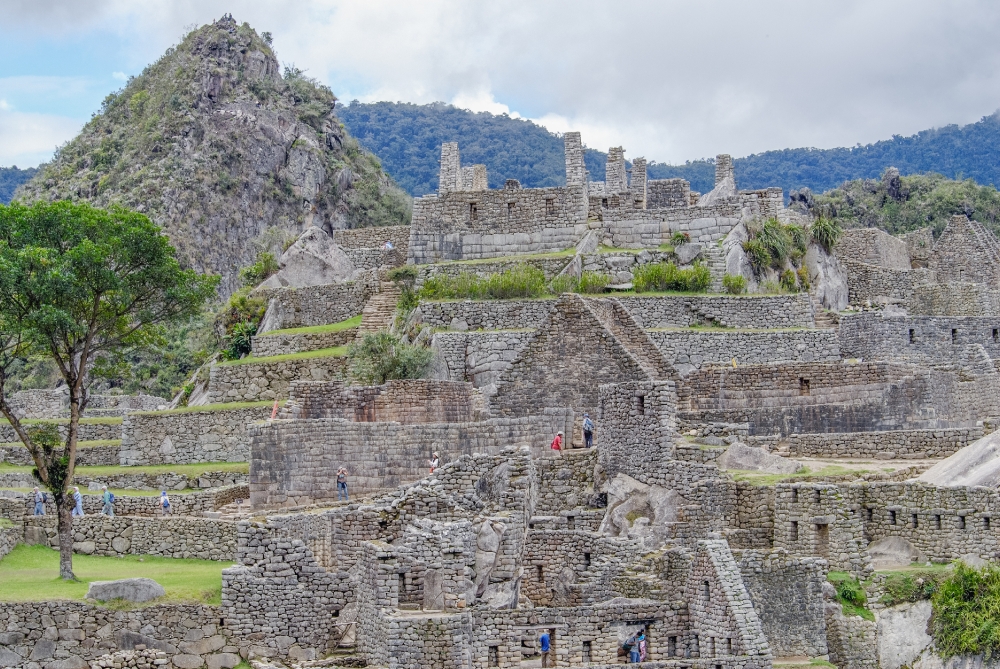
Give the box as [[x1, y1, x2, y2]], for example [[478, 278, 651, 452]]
[[931, 562, 1000, 659], [633, 261, 711, 293], [827, 571, 874, 621], [347, 332, 432, 385], [14, 16, 411, 296], [419, 264, 612, 300]]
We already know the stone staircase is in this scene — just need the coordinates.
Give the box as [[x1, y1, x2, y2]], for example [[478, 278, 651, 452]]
[[701, 243, 728, 292], [356, 282, 402, 337], [810, 295, 839, 329]]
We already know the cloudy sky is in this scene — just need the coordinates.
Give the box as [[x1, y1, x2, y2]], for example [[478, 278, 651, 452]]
[[3, 0, 1000, 168]]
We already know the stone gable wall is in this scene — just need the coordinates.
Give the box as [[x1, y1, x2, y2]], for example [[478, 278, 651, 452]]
[[835, 228, 910, 269], [928, 216, 1000, 286], [120, 406, 271, 465], [843, 260, 935, 305], [207, 354, 348, 404]]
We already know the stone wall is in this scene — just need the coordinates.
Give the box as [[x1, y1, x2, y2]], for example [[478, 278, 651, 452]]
[[0, 524, 20, 560], [597, 381, 679, 482], [0, 420, 121, 444], [0, 602, 232, 669], [279, 379, 476, 423], [927, 215, 1000, 286], [23, 515, 237, 559], [416, 256, 574, 284], [751, 427, 982, 459], [2, 486, 246, 522], [5, 390, 164, 420], [119, 405, 272, 465], [771, 484, 868, 574], [417, 298, 555, 330], [256, 275, 375, 332], [839, 313, 1000, 365], [618, 294, 815, 329], [331, 224, 410, 251], [825, 605, 877, 669], [249, 410, 571, 507], [1, 441, 119, 466], [430, 330, 534, 387], [843, 260, 935, 305], [600, 200, 742, 247], [648, 329, 840, 369], [906, 283, 1000, 316], [647, 179, 691, 209], [207, 354, 348, 403], [735, 549, 828, 658], [251, 326, 357, 357], [835, 228, 910, 269]]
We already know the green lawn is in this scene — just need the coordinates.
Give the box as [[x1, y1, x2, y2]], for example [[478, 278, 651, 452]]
[[218, 346, 347, 366], [133, 400, 279, 416], [728, 464, 869, 486], [0, 544, 227, 605], [0, 461, 248, 478], [260, 315, 362, 337]]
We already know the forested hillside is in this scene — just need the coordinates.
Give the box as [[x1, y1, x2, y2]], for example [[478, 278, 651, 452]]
[[0, 166, 36, 203], [340, 101, 1000, 197]]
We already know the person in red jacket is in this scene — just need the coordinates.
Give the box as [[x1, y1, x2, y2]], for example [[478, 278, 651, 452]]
[[550, 431, 564, 456]]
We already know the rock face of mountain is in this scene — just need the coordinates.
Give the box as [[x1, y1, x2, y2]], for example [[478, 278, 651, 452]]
[[16, 15, 411, 295]]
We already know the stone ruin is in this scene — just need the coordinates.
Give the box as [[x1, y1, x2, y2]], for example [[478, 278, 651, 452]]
[[4, 132, 1000, 669]]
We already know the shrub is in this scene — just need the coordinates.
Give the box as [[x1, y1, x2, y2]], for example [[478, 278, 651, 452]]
[[811, 216, 842, 252], [216, 287, 267, 340], [578, 271, 610, 294], [797, 265, 811, 291], [758, 217, 791, 268], [347, 331, 433, 385], [633, 261, 711, 293], [780, 269, 798, 292], [932, 562, 1000, 659], [671, 231, 690, 245], [239, 252, 280, 287], [742, 239, 770, 271], [222, 321, 257, 361], [388, 266, 420, 312], [548, 274, 578, 294], [787, 223, 809, 253], [828, 572, 874, 621], [722, 274, 747, 295]]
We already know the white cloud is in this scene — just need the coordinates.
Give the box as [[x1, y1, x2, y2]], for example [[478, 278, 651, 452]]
[[4, 1, 1000, 164], [0, 107, 82, 167], [112, 71, 127, 81]]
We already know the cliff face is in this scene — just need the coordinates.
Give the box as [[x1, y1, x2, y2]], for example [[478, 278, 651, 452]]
[[16, 15, 411, 295]]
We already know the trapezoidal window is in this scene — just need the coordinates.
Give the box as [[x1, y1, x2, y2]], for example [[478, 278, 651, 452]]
[[469, 202, 478, 220], [488, 645, 498, 667], [909, 328, 916, 344], [993, 328, 999, 342], [959, 515, 967, 530], [601, 198, 608, 207], [952, 328, 959, 343], [635, 395, 646, 415], [799, 378, 810, 396], [545, 198, 556, 215], [790, 520, 799, 541], [582, 641, 592, 663], [507, 202, 515, 218], [889, 510, 897, 525]]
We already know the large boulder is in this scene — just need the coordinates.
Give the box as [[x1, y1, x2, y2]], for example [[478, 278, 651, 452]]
[[917, 430, 1000, 488], [867, 537, 924, 570], [675, 242, 703, 265], [86, 578, 165, 603], [806, 243, 849, 311], [717, 442, 802, 475], [258, 226, 357, 289], [599, 474, 688, 548], [697, 176, 737, 206]]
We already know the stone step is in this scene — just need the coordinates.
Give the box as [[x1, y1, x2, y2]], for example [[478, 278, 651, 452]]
[[356, 282, 402, 337]]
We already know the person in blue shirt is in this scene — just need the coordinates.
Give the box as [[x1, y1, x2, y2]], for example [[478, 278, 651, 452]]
[[33, 487, 45, 516], [539, 631, 551, 667], [71, 487, 84, 517]]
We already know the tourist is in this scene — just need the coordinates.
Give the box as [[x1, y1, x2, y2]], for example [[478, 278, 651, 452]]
[[382, 240, 394, 251], [638, 630, 647, 662], [71, 487, 84, 517], [337, 467, 349, 501], [429, 452, 440, 473], [628, 633, 640, 663], [550, 431, 563, 456], [33, 487, 44, 516], [539, 631, 551, 667], [100, 485, 115, 517], [160, 491, 171, 516], [582, 413, 595, 448]]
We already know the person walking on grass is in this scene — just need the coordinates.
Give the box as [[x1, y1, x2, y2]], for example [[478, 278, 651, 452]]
[[71, 487, 84, 517], [33, 487, 45, 516], [100, 485, 115, 517], [583, 413, 595, 449], [337, 467, 349, 501], [160, 491, 171, 516], [550, 431, 564, 456]]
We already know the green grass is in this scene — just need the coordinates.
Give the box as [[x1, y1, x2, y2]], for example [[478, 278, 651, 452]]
[[428, 249, 577, 266], [219, 346, 348, 366], [0, 439, 120, 449], [261, 315, 362, 337], [931, 562, 1000, 658], [728, 464, 869, 486], [0, 462, 248, 478], [133, 400, 279, 415], [0, 519, 13, 529], [828, 571, 874, 621], [0, 544, 227, 605], [879, 564, 950, 606]]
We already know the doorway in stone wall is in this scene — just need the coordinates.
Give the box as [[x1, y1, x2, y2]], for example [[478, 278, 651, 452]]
[[815, 523, 830, 558], [519, 626, 557, 667]]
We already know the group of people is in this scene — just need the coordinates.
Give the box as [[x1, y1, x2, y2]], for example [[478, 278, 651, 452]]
[[32, 486, 172, 516], [549, 413, 596, 456]]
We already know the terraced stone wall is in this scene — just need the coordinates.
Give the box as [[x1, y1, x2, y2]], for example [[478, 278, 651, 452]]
[[280, 379, 476, 423], [416, 256, 573, 284], [207, 354, 348, 403], [0, 603, 231, 669], [0, 442, 119, 466], [120, 405, 272, 465], [906, 283, 1000, 316], [647, 329, 840, 369], [0, 525, 20, 560], [750, 427, 983, 459], [23, 515, 237, 559], [332, 224, 410, 251], [843, 260, 935, 305], [251, 326, 356, 357], [618, 294, 814, 329], [249, 411, 572, 507], [257, 276, 375, 332], [0, 421, 121, 443], [839, 313, 1000, 363], [418, 298, 554, 330], [835, 228, 910, 269]]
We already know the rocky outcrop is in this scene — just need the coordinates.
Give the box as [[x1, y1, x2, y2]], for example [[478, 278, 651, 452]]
[[16, 16, 410, 295], [258, 226, 358, 289], [86, 578, 166, 603], [917, 430, 1000, 487]]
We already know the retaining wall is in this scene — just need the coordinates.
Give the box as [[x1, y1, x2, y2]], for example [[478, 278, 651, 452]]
[[648, 328, 840, 369], [207, 354, 348, 403], [750, 427, 983, 459], [120, 405, 272, 465], [430, 330, 534, 387], [251, 326, 357, 357], [257, 275, 375, 332]]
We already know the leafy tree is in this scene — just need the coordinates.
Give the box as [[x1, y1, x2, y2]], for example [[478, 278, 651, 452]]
[[0, 201, 218, 579], [347, 331, 433, 385]]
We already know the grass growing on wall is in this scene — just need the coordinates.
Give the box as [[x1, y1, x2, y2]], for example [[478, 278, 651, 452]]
[[218, 346, 348, 366], [260, 315, 363, 337], [931, 561, 1000, 659], [878, 564, 950, 606], [419, 263, 614, 299], [0, 545, 227, 604], [133, 400, 279, 415], [828, 571, 874, 621]]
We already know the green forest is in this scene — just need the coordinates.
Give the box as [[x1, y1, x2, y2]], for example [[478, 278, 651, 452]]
[[0, 167, 36, 203]]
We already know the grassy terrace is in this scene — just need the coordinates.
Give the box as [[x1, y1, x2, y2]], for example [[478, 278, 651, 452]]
[[0, 439, 120, 449], [648, 326, 810, 332], [727, 464, 874, 486], [218, 346, 347, 366], [260, 314, 362, 337], [0, 461, 248, 478], [133, 400, 280, 415], [0, 545, 227, 605], [0, 416, 123, 426], [423, 244, 677, 267]]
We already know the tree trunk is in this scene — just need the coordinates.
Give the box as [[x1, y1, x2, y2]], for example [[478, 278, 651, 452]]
[[57, 497, 75, 580]]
